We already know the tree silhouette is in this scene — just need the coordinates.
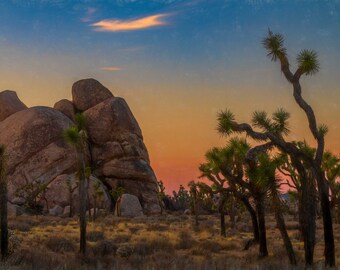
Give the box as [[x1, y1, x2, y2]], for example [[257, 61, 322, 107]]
[[262, 29, 335, 266]]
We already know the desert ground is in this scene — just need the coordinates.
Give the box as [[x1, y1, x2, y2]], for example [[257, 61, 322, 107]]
[[1, 212, 339, 270]]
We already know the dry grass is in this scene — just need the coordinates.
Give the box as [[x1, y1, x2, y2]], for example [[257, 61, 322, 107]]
[[1, 213, 339, 269]]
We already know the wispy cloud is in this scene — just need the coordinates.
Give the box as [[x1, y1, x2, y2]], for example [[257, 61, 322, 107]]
[[99, 67, 123, 71], [91, 13, 170, 32]]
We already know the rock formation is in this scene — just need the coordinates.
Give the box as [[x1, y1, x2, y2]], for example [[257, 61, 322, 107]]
[[0, 79, 161, 215]]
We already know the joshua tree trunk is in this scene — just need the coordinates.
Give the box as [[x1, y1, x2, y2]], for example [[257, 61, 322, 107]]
[[0, 146, 8, 259], [255, 195, 268, 258], [193, 196, 199, 227], [229, 196, 236, 228], [272, 193, 296, 265], [219, 194, 227, 237], [298, 176, 316, 267], [79, 153, 87, 255], [240, 197, 259, 243], [315, 168, 335, 266]]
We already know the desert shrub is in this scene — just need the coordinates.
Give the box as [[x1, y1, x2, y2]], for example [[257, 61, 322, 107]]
[[86, 230, 105, 242], [92, 239, 117, 256], [112, 234, 131, 243], [45, 235, 76, 253], [10, 220, 33, 232], [133, 236, 175, 256], [116, 243, 134, 258], [222, 241, 241, 251], [284, 221, 300, 230], [176, 231, 197, 250], [198, 240, 222, 253], [4, 229, 21, 254], [146, 223, 168, 231], [7, 248, 66, 270], [129, 225, 143, 234]]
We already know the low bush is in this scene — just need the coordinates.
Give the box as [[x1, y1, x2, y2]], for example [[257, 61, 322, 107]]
[[134, 236, 175, 256], [92, 239, 117, 256], [45, 235, 76, 253], [86, 230, 105, 242], [176, 231, 197, 250]]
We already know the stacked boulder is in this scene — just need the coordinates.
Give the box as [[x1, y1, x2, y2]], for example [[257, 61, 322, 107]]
[[0, 79, 161, 216]]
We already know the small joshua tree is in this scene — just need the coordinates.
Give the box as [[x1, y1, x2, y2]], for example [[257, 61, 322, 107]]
[[64, 113, 88, 255]]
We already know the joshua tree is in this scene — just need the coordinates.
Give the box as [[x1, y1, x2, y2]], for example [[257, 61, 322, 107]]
[[250, 152, 297, 265], [0, 145, 8, 259], [322, 152, 340, 222], [218, 108, 318, 265], [262, 29, 335, 267], [216, 30, 335, 266], [92, 179, 103, 221], [172, 185, 190, 211], [188, 181, 199, 227], [66, 176, 78, 217], [200, 138, 260, 244], [197, 166, 230, 237], [64, 113, 88, 255]]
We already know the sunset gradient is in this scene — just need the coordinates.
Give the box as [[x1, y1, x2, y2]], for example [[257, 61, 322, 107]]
[[0, 0, 339, 193]]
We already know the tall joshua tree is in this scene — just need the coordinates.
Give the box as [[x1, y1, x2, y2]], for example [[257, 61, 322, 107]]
[[262, 29, 335, 267], [64, 113, 88, 255], [0, 145, 8, 259]]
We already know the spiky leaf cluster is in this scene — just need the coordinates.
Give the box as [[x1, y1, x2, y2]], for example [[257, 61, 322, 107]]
[[63, 127, 80, 145], [75, 113, 86, 131], [251, 108, 290, 135], [64, 113, 87, 150], [262, 29, 287, 62], [318, 124, 328, 137], [297, 49, 320, 75], [322, 151, 340, 181], [217, 110, 236, 136]]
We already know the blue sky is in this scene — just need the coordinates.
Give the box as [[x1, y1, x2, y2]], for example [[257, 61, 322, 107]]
[[1, 0, 339, 191]]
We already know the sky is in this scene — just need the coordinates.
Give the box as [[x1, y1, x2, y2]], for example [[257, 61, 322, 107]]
[[0, 0, 339, 193]]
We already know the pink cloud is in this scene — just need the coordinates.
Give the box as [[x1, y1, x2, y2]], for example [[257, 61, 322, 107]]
[[91, 14, 170, 32]]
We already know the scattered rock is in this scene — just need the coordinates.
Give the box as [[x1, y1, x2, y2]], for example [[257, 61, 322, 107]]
[[7, 202, 24, 217], [62, 205, 71, 217], [49, 205, 63, 216], [115, 194, 144, 218], [184, 209, 191, 215]]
